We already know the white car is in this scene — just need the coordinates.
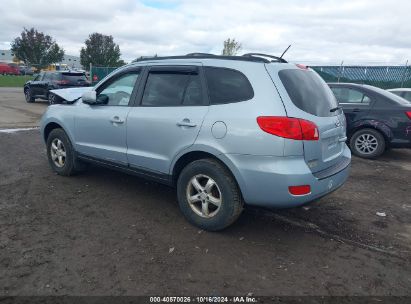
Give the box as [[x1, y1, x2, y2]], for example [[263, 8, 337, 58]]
[[387, 88, 411, 102]]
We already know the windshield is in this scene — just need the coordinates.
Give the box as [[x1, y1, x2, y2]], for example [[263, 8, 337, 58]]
[[279, 69, 339, 117]]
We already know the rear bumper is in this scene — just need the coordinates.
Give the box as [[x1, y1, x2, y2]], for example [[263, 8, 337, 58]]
[[227, 144, 351, 208]]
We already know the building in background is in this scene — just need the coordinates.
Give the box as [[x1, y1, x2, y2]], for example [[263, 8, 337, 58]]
[[0, 49, 82, 70], [0, 49, 14, 63]]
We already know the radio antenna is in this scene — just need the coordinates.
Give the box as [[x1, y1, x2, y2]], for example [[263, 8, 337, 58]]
[[280, 45, 291, 59]]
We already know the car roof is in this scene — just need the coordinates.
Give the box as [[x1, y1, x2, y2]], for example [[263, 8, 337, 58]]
[[387, 88, 411, 92], [44, 70, 84, 74], [328, 82, 410, 105], [328, 82, 369, 88]]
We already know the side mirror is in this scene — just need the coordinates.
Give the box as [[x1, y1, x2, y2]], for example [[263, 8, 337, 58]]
[[82, 91, 108, 105], [82, 91, 96, 105]]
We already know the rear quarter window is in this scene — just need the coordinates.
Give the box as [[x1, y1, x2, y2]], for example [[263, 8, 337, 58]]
[[204, 67, 254, 105], [279, 69, 338, 117]]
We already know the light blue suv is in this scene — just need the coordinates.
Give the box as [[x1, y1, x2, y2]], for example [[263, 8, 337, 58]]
[[40, 54, 351, 231]]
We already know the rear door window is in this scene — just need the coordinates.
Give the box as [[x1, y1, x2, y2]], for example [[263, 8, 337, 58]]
[[204, 67, 253, 105], [279, 69, 338, 117], [142, 68, 203, 106], [331, 88, 371, 104]]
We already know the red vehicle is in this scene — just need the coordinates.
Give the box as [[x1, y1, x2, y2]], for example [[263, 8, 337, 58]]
[[0, 63, 20, 75], [7, 63, 20, 75]]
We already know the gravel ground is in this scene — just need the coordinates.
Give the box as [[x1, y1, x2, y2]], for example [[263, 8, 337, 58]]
[[0, 130, 410, 296]]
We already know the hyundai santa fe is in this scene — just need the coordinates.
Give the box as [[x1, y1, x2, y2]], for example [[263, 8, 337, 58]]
[[40, 53, 351, 231]]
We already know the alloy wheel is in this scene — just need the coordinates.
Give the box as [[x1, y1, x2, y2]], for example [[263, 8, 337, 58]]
[[186, 174, 222, 218], [354, 133, 378, 155], [50, 138, 66, 168], [25, 90, 31, 102]]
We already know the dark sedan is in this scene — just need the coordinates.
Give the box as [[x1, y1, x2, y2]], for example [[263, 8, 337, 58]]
[[24, 71, 91, 104], [328, 83, 411, 158]]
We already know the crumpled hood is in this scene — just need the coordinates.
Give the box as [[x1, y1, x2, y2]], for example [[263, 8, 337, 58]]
[[50, 87, 93, 102]]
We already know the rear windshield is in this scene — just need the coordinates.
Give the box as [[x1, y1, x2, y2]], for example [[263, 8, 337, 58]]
[[279, 69, 338, 117], [369, 86, 410, 105], [62, 73, 87, 83]]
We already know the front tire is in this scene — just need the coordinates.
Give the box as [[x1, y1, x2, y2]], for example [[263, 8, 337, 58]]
[[24, 88, 35, 103], [177, 159, 243, 231], [349, 128, 386, 159], [46, 129, 80, 176]]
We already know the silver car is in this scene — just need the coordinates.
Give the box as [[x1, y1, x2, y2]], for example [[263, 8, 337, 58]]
[[40, 54, 351, 231]]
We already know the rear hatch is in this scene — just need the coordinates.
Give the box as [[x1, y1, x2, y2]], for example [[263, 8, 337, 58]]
[[60, 72, 90, 87], [266, 64, 347, 173]]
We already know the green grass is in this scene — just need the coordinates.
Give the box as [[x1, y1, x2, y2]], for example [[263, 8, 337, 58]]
[[0, 75, 34, 87]]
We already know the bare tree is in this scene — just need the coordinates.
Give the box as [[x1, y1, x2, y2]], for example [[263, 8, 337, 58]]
[[222, 38, 242, 56]]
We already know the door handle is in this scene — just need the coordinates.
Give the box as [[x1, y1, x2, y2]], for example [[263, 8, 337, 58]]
[[177, 119, 197, 128], [352, 108, 361, 112], [338, 136, 347, 142], [110, 116, 125, 124]]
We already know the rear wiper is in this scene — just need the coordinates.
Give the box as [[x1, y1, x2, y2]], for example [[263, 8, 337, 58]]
[[330, 106, 342, 112]]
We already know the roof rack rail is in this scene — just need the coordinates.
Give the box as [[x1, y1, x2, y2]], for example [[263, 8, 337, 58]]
[[242, 53, 288, 63], [185, 53, 216, 57], [132, 54, 272, 63]]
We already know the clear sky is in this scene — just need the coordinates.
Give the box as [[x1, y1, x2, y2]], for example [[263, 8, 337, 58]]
[[0, 0, 410, 65]]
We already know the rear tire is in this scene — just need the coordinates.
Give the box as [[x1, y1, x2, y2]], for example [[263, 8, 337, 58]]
[[46, 128, 84, 176], [24, 88, 35, 103], [349, 128, 386, 159], [177, 158, 243, 231]]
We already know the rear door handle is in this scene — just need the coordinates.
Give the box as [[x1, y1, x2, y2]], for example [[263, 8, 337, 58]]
[[352, 108, 361, 112], [177, 119, 197, 128], [110, 116, 125, 124]]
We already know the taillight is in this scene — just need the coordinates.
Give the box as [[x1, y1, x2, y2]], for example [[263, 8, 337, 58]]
[[257, 116, 319, 140], [55, 80, 69, 85], [406, 111, 411, 119], [289, 185, 311, 195]]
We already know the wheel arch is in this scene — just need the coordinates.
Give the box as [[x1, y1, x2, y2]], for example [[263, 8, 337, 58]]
[[170, 147, 246, 198], [42, 120, 75, 146], [349, 120, 392, 146], [43, 122, 63, 142]]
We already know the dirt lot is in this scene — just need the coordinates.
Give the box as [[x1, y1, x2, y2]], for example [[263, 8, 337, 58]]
[[0, 87, 410, 296], [0, 87, 47, 129]]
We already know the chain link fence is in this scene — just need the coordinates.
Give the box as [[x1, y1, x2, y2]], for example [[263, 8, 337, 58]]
[[89, 63, 411, 90], [311, 65, 411, 89], [90, 66, 118, 85]]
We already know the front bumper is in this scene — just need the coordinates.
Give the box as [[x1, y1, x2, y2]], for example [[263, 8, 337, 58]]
[[226, 145, 351, 208]]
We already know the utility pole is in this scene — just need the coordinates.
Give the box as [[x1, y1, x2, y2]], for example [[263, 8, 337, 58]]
[[89, 62, 92, 83], [337, 61, 344, 83], [400, 60, 408, 88]]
